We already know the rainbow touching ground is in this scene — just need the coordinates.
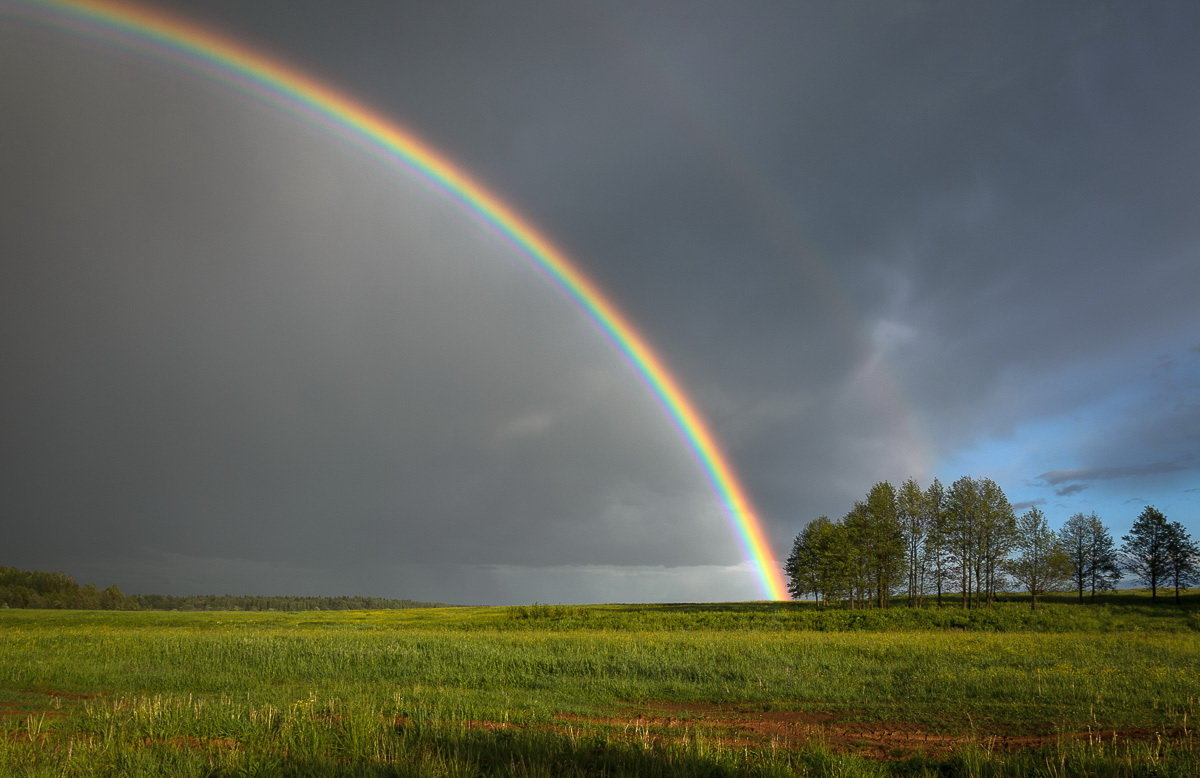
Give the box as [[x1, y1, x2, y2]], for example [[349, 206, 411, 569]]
[[17, 0, 789, 600]]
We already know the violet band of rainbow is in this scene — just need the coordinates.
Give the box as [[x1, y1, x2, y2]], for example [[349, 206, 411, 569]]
[[17, 0, 789, 601]]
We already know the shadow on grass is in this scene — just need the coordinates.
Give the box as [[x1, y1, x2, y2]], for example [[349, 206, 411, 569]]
[[194, 725, 1200, 778], [202, 727, 811, 777]]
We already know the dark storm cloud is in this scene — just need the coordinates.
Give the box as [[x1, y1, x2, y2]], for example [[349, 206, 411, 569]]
[[1054, 485, 1088, 497], [3, 0, 1198, 601], [1039, 463, 1190, 487], [140, 2, 1200, 514], [0, 25, 741, 603]]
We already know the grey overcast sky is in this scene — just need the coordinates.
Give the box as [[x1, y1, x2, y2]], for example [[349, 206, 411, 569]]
[[1, 0, 1197, 604]]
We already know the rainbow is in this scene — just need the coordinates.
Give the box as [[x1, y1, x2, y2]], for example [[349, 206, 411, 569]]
[[10, 0, 789, 600]]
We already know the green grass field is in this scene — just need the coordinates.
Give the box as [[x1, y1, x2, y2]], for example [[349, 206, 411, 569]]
[[1, 597, 1198, 776]]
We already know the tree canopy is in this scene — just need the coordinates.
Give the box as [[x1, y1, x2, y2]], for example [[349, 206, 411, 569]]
[[785, 485, 1195, 608]]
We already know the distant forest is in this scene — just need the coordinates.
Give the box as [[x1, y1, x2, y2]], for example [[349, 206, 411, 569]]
[[0, 567, 447, 611]]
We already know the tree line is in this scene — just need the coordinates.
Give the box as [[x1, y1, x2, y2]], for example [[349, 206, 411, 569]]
[[784, 477, 1198, 609], [0, 567, 446, 611]]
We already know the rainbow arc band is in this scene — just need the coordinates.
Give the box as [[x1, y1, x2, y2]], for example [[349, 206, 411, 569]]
[[21, 0, 788, 601]]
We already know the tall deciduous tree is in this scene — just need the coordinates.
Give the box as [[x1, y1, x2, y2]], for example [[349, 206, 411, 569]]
[[1060, 512, 1120, 602], [861, 481, 905, 608], [1163, 521, 1199, 605], [785, 516, 851, 606], [784, 524, 817, 602], [1005, 507, 1072, 610], [840, 501, 875, 608], [943, 476, 1013, 608], [922, 479, 951, 607], [1121, 506, 1171, 600], [976, 478, 1017, 606], [898, 478, 929, 606], [945, 476, 981, 608]]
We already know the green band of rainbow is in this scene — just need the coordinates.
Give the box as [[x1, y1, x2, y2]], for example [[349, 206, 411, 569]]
[[18, 0, 789, 600]]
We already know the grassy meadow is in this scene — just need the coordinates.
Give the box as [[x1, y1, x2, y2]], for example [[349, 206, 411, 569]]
[[1, 596, 1198, 776]]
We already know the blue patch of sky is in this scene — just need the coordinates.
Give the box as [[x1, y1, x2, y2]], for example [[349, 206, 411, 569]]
[[934, 345, 1199, 538]]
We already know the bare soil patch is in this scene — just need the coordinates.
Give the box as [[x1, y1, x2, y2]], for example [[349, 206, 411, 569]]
[[554, 702, 1193, 760], [0, 690, 100, 720], [0, 709, 67, 719], [37, 690, 98, 701]]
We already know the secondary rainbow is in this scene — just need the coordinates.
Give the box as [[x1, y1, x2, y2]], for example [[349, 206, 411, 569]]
[[17, 0, 789, 600]]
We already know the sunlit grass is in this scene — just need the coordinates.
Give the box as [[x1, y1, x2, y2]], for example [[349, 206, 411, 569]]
[[1, 600, 1197, 775]]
